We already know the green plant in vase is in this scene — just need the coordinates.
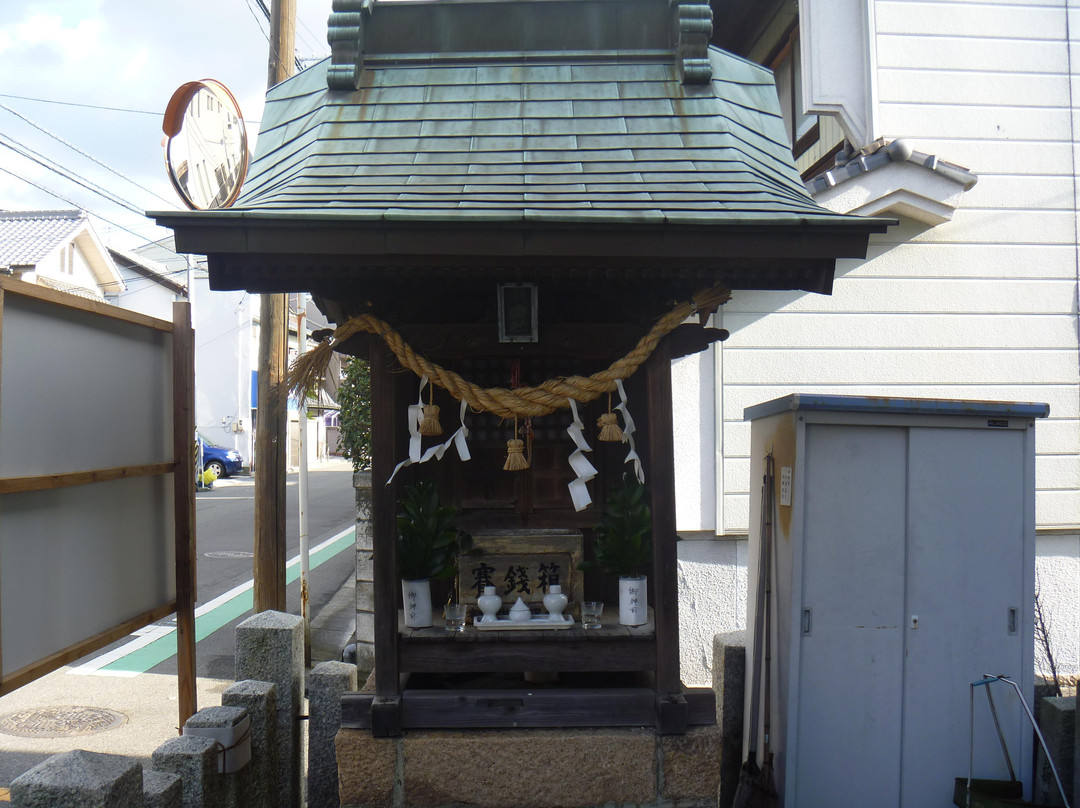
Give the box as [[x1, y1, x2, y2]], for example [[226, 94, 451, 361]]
[[397, 481, 471, 627], [578, 474, 652, 625]]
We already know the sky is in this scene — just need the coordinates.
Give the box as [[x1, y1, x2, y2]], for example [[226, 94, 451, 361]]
[[0, 0, 334, 251]]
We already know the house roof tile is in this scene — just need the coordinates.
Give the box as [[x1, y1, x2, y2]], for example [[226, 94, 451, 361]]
[[0, 209, 86, 269]]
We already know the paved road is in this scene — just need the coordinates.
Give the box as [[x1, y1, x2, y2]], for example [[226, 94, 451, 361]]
[[73, 459, 359, 680]]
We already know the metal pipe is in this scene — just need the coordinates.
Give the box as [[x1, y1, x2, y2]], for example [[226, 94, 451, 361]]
[[298, 293, 311, 666]]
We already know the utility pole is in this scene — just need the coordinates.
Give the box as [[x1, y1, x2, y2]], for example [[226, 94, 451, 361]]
[[253, 0, 295, 613]]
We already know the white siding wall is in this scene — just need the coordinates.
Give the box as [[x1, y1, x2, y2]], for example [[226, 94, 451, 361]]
[[674, 0, 1080, 685]]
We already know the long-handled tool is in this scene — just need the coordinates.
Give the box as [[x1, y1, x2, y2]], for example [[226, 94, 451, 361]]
[[732, 453, 779, 808], [960, 674, 1070, 808]]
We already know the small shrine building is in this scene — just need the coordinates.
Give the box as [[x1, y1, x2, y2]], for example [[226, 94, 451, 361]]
[[155, 0, 888, 748]]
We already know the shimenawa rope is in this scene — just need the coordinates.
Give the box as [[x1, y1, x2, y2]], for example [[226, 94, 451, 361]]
[[285, 282, 730, 419]]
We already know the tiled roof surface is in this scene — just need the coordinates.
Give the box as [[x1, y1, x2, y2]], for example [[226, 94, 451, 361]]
[[0, 210, 86, 269], [236, 49, 852, 226]]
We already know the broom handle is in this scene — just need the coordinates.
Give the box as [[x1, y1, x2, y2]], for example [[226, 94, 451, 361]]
[[762, 453, 775, 760], [746, 463, 770, 761]]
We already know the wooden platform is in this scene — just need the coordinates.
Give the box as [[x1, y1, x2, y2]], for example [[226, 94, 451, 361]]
[[343, 607, 715, 733], [398, 607, 656, 673]]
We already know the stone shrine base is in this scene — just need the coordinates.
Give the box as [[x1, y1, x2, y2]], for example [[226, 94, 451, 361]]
[[336, 724, 723, 808]]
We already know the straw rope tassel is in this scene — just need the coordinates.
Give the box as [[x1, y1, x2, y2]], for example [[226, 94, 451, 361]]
[[597, 392, 624, 442], [419, 384, 443, 437], [504, 417, 530, 471]]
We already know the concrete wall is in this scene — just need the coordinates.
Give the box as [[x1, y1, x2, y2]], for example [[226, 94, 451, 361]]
[[672, 0, 1080, 678]]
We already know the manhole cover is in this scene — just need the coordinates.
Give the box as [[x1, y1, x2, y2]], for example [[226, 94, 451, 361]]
[[0, 706, 127, 738], [205, 551, 254, 559]]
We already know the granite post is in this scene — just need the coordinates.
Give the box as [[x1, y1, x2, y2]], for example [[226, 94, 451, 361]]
[[223, 679, 279, 808], [235, 610, 304, 808], [142, 770, 182, 808], [151, 735, 223, 808], [184, 705, 250, 808], [714, 630, 746, 808], [10, 750, 142, 808], [308, 661, 359, 807], [1036, 695, 1074, 807]]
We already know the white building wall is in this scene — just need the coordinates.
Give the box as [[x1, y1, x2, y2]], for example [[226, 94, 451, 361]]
[[193, 279, 254, 466], [113, 268, 178, 321], [675, 0, 1080, 686]]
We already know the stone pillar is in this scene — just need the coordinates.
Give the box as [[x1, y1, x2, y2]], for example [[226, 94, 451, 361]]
[[143, 771, 182, 808], [235, 610, 304, 808], [713, 630, 746, 808], [11, 750, 142, 808], [223, 679, 279, 808], [151, 735, 223, 808], [308, 661, 359, 808], [184, 706, 251, 808], [1036, 695, 1074, 807], [354, 470, 375, 669]]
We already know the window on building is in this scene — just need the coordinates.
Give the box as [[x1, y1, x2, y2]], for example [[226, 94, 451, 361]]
[[768, 25, 819, 159]]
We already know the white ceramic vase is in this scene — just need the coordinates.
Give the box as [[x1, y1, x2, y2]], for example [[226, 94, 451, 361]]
[[477, 585, 502, 623], [619, 575, 647, 626], [402, 578, 432, 628], [543, 584, 568, 622]]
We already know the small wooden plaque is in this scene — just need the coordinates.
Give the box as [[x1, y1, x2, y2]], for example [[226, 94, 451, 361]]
[[459, 529, 584, 611]]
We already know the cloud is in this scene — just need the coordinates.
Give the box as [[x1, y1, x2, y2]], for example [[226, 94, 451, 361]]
[[14, 13, 105, 60]]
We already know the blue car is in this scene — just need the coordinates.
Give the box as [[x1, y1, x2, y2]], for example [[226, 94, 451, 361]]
[[197, 436, 243, 478]]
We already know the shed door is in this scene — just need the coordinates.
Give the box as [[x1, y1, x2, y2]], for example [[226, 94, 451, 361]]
[[793, 424, 908, 808], [901, 427, 1027, 807]]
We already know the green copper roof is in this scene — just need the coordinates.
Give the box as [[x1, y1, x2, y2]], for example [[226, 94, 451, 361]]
[[233, 47, 857, 226], [153, 0, 891, 298]]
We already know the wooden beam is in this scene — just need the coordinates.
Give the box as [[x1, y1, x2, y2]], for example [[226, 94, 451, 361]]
[[0, 285, 5, 681], [0, 601, 177, 697], [398, 637, 657, 673], [342, 686, 717, 731], [370, 343, 401, 705], [646, 338, 681, 698], [0, 276, 173, 332], [172, 301, 198, 728], [0, 463, 174, 494]]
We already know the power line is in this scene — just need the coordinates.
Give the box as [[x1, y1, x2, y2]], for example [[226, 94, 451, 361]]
[[0, 92, 160, 117], [0, 103, 179, 209], [0, 91, 262, 127], [245, 0, 305, 73], [0, 133, 145, 215], [0, 164, 158, 244]]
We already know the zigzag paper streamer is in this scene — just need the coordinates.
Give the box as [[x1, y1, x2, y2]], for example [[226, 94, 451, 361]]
[[566, 398, 597, 511], [614, 379, 645, 484], [388, 376, 470, 484]]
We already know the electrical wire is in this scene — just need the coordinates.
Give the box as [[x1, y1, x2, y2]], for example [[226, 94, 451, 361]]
[[0, 92, 261, 127], [0, 92, 160, 116], [0, 103, 179, 209], [0, 165, 161, 244], [0, 132, 146, 215], [244, 0, 306, 73]]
